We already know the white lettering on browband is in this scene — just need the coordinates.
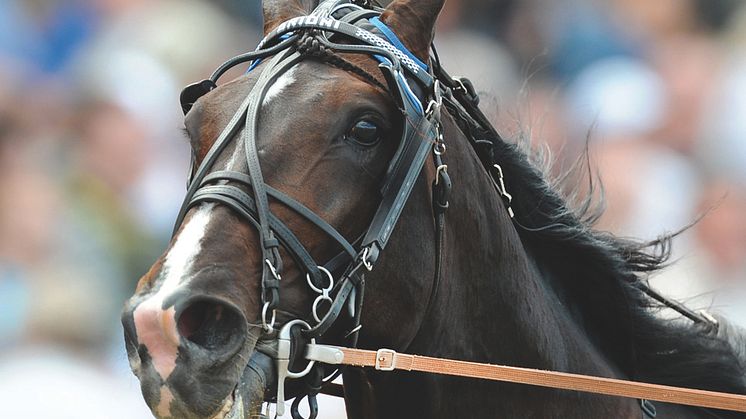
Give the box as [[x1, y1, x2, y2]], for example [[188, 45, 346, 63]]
[[278, 16, 341, 33]]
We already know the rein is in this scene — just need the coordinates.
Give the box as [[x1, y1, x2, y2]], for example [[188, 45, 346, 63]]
[[302, 344, 746, 413], [175, 1, 745, 417]]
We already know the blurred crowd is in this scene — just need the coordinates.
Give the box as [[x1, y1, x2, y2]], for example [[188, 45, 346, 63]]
[[0, 0, 744, 417]]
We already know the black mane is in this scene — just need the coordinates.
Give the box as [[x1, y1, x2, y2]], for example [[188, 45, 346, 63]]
[[493, 138, 746, 416]]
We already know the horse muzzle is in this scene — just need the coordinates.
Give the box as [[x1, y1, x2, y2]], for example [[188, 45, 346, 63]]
[[122, 292, 278, 419]]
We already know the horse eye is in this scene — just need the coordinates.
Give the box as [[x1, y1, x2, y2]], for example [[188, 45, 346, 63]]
[[345, 119, 381, 147]]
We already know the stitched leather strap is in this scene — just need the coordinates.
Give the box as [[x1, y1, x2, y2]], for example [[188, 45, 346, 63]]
[[201, 171, 357, 258], [361, 106, 438, 261], [305, 345, 746, 412], [259, 13, 434, 89]]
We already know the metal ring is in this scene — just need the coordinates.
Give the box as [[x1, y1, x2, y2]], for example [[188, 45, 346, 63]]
[[306, 266, 334, 294], [312, 295, 334, 324], [433, 142, 446, 156], [261, 302, 276, 332]]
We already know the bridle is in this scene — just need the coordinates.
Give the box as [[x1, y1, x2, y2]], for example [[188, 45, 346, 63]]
[[175, 1, 457, 416], [171, 1, 742, 418]]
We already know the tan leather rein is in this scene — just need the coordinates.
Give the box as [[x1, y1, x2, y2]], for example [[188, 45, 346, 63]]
[[305, 344, 746, 412]]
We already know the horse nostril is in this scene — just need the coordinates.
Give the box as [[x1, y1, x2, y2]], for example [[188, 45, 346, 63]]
[[176, 299, 244, 350]]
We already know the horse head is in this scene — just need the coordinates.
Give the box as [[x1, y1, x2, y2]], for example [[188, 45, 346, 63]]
[[121, 1, 448, 417]]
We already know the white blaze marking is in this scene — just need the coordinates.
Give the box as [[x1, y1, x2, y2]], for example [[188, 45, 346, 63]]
[[264, 67, 297, 105], [225, 66, 297, 169], [132, 204, 215, 380], [161, 203, 214, 294]]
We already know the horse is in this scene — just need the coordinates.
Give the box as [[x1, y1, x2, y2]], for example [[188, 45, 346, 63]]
[[121, 1, 746, 418]]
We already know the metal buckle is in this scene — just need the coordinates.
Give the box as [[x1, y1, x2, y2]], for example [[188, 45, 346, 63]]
[[435, 165, 448, 186], [452, 76, 467, 94], [425, 80, 443, 118], [375, 348, 397, 371], [261, 302, 276, 332], [433, 139, 446, 156], [261, 259, 282, 332], [640, 399, 657, 418], [361, 247, 374, 272], [265, 259, 281, 280]]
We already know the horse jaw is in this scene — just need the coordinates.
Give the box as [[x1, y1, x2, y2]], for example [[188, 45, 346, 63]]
[[214, 350, 277, 419]]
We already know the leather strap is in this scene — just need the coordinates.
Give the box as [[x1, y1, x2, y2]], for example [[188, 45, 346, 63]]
[[201, 171, 357, 258], [190, 185, 320, 281], [361, 109, 438, 262], [210, 35, 300, 84], [259, 13, 434, 89], [305, 345, 746, 413], [243, 50, 305, 309]]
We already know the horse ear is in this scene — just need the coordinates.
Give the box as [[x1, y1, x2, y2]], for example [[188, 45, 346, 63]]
[[262, 1, 319, 34], [380, 0, 446, 62]]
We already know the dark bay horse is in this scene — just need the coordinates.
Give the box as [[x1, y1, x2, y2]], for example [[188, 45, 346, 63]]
[[122, 1, 746, 418]]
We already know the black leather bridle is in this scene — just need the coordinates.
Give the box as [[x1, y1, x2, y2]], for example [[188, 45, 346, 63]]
[[174, 2, 461, 416], [176, 0, 443, 340]]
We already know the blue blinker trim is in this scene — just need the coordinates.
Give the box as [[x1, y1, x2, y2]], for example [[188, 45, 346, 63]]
[[369, 17, 428, 71], [371, 55, 424, 115]]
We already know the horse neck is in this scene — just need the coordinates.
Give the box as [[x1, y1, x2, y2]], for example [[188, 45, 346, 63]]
[[411, 118, 620, 377]]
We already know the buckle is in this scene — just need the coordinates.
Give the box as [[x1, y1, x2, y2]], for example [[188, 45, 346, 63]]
[[375, 348, 397, 371], [452, 76, 479, 106], [640, 399, 657, 418], [425, 80, 443, 118]]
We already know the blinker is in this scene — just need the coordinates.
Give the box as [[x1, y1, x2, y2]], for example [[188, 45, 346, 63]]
[[180, 79, 217, 115]]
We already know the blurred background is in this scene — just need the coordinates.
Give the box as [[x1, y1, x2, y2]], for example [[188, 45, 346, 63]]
[[0, 0, 744, 417]]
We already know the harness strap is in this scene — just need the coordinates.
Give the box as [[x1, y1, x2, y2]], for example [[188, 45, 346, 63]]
[[174, 77, 256, 233], [303, 345, 746, 413], [259, 15, 434, 90], [244, 51, 306, 312], [190, 186, 320, 283], [422, 152, 450, 322], [201, 171, 357, 258], [361, 98, 439, 263], [180, 36, 302, 115]]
